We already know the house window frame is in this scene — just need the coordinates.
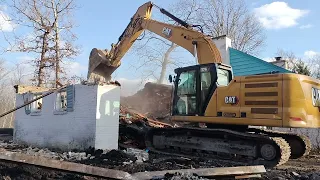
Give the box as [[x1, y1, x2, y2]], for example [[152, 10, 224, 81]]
[[53, 85, 75, 115], [26, 93, 43, 116], [54, 89, 68, 114]]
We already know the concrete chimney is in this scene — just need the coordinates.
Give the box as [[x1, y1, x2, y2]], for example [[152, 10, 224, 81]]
[[275, 57, 282, 61], [212, 35, 232, 65]]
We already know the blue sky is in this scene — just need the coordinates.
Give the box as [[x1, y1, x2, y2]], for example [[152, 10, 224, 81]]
[[74, 0, 320, 77], [0, 0, 319, 94]]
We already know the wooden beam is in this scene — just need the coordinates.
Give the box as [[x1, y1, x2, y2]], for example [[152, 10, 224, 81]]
[[132, 165, 266, 180], [0, 149, 134, 180], [14, 85, 52, 94]]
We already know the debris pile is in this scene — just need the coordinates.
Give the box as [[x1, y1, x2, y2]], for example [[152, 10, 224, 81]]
[[82, 149, 137, 166], [121, 82, 172, 119], [1, 143, 92, 161], [120, 106, 172, 128]]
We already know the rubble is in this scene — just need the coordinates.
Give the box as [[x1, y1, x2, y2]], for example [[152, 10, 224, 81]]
[[120, 106, 172, 128], [121, 82, 172, 120], [0, 137, 319, 179], [0, 161, 93, 180], [125, 148, 149, 163], [163, 173, 208, 180]]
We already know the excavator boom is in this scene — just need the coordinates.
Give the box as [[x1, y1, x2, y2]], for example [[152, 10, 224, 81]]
[[87, 1, 221, 83]]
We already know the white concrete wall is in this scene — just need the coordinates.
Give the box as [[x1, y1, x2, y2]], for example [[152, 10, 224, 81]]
[[95, 85, 120, 150], [212, 36, 232, 65], [14, 84, 120, 151]]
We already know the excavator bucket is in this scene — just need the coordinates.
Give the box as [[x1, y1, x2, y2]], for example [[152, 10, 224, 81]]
[[87, 48, 119, 83]]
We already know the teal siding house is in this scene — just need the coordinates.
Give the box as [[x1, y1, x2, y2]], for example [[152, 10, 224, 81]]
[[229, 48, 291, 76]]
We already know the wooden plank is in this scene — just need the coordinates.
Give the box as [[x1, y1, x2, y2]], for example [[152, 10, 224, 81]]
[[235, 174, 262, 179], [14, 85, 52, 94], [132, 165, 266, 180], [0, 149, 134, 180], [0, 149, 265, 180]]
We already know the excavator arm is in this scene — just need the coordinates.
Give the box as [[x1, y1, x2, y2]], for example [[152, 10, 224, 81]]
[[87, 1, 222, 83]]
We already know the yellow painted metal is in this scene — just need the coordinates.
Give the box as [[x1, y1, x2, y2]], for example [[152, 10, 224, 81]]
[[108, 1, 222, 67], [88, 1, 222, 81], [172, 73, 320, 128]]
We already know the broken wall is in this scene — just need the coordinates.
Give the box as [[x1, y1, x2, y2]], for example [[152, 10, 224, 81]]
[[14, 84, 120, 151]]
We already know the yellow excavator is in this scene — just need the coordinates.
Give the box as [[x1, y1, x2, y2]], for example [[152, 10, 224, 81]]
[[88, 2, 320, 167]]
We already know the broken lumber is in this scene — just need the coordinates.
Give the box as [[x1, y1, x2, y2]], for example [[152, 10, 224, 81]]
[[120, 106, 173, 128], [0, 148, 266, 179], [132, 165, 266, 180], [0, 148, 134, 180]]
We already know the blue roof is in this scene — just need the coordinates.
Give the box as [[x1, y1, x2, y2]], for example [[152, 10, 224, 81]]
[[229, 48, 291, 76]]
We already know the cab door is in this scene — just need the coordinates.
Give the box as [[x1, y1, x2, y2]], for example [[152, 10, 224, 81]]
[[172, 67, 200, 116]]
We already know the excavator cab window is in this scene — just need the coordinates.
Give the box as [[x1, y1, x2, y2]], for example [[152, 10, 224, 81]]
[[173, 63, 232, 116], [174, 70, 197, 115]]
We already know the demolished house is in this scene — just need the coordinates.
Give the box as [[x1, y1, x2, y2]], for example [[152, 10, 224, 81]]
[[13, 84, 120, 151]]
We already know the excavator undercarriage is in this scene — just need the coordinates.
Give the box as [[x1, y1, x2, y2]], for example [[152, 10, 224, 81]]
[[120, 122, 310, 167]]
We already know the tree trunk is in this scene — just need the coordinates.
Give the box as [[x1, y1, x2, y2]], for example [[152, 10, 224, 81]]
[[158, 43, 177, 84], [38, 31, 49, 87], [53, 1, 60, 87]]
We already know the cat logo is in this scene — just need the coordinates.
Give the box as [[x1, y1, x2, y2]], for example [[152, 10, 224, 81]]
[[225, 96, 238, 105], [312, 87, 320, 107], [162, 27, 172, 37]]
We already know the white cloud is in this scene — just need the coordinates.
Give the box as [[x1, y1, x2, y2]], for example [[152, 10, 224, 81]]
[[0, 6, 16, 32], [299, 24, 313, 29], [63, 61, 87, 77], [304, 50, 319, 58], [254, 2, 309, 29]]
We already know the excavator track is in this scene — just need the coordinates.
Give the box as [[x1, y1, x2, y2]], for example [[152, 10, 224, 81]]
[[248, 128, 311, 159], [145, 127, 291, 167]]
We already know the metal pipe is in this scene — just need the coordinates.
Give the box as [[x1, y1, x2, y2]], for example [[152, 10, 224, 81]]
[[152, 3, 190, 28]]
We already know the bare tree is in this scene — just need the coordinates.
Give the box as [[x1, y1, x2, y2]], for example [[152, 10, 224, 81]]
[[3, 0, 79, 87], [131, 0, 199, 84], [131, 0, 265, 84], [275, 49, 319, 78], [0, 60, 18, 128], [308, 54, 320, 79], [196, 0, 265, 54], [275, 49, 298, 70]]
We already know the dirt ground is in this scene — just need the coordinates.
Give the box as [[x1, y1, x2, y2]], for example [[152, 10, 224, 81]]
[[0, 156, 318, 180], [0, 161, 106, 180], [0, 147, 318, 180]]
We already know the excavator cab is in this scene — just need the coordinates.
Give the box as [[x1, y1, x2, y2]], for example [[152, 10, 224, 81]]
[[172, 63, 233, 116]]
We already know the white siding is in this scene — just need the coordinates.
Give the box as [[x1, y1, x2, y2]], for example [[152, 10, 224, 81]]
[[14, 84, 120, 151], [95, 85, 120, 150]]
